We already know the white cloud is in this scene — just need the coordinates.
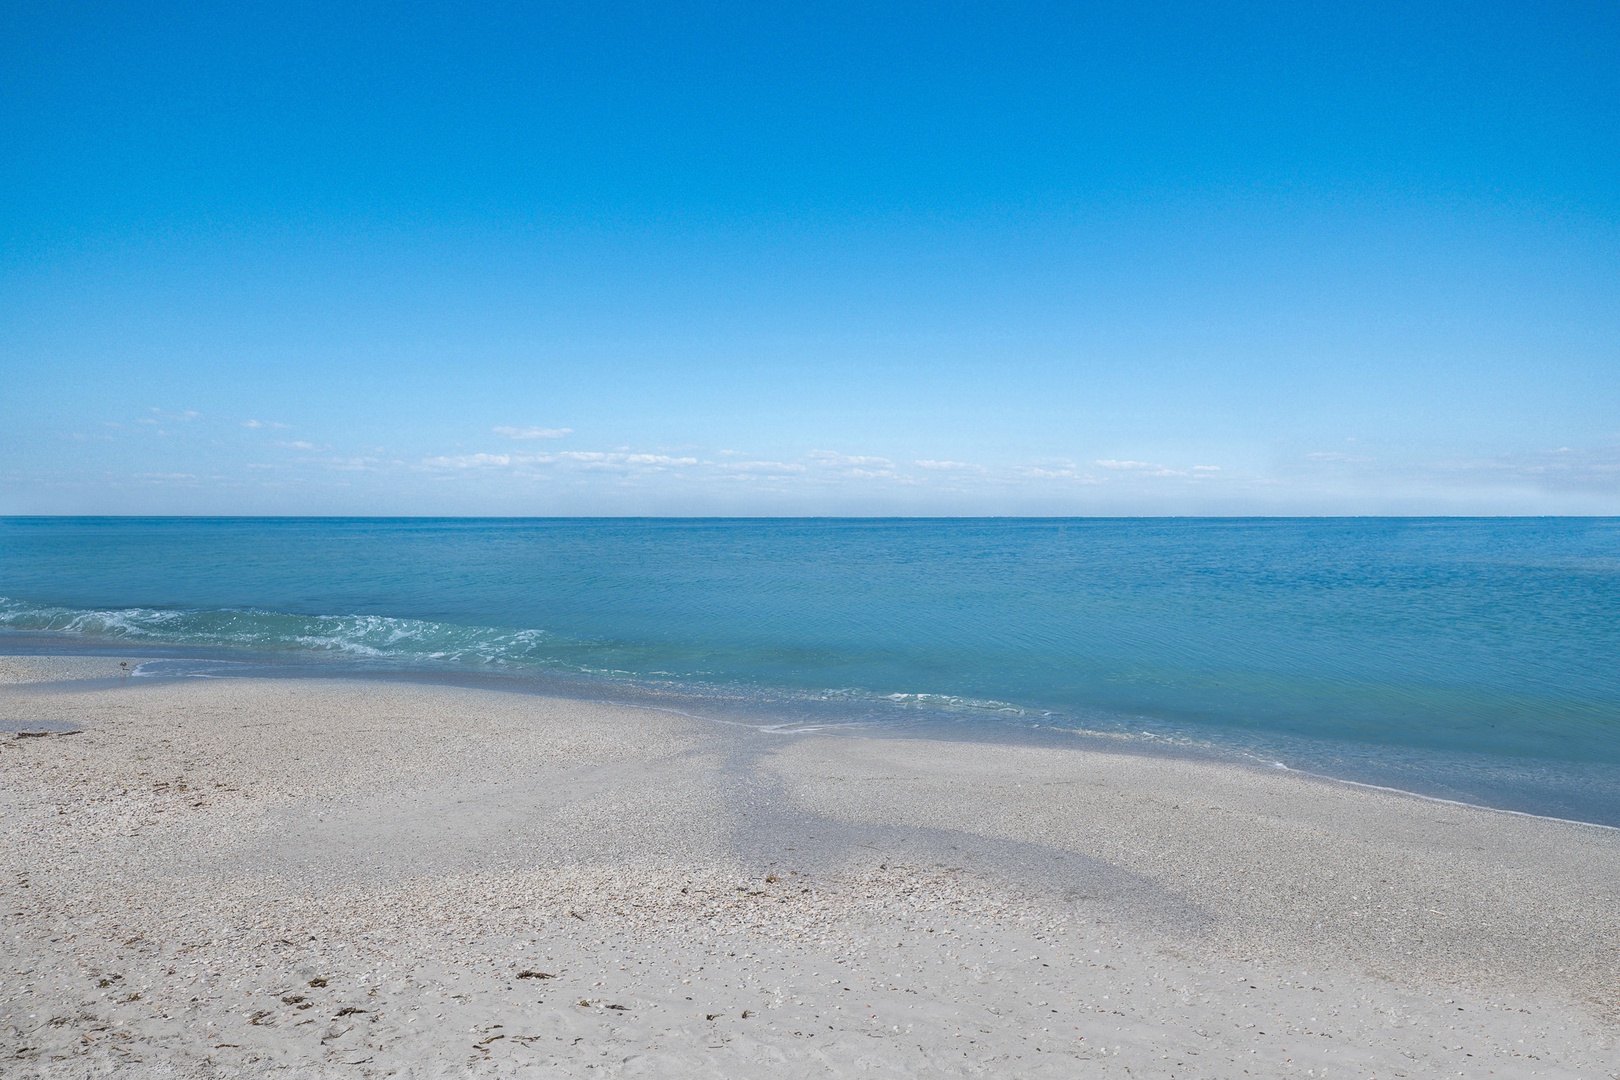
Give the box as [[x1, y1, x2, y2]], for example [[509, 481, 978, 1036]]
[[494, 425, 572, 440], [417, 449, 698, 474], [1192, 465, 1221, 472], [1018, 462, 1099, 482], [718, 460, 807, 474], [326, 457, 380, 472], [810, 450, 894, 467], [626, 453, 697, 466], [914, 459, 986, 472], [1095, 459, 1186, 477], [276, 440, 329, 451], [242, 419, 292, 430], [422, 453, 513, 469], [556, 451, 697, 469], [807, 450, 898, 479]]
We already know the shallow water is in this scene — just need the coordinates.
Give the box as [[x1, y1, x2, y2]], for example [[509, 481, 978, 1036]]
[[3, 516, 1618, 823]]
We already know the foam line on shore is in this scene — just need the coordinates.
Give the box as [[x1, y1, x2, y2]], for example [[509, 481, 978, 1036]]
[[1271, 762, 1620, 832]]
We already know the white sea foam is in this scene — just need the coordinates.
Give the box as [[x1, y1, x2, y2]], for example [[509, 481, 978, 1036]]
[[0, 596, 556, 668]]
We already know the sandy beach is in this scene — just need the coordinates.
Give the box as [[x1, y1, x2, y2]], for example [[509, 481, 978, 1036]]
[[3, 654, 1617, 1078]]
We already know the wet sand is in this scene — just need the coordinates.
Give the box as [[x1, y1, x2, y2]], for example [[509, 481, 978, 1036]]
[[2, 654, 1616, 1077]]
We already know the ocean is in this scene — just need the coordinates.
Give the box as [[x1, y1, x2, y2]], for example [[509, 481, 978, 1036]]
[[3, 516, 1618, 825]]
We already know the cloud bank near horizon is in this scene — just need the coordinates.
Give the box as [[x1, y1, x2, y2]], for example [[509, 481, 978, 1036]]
[[9, 404, 1618, 516]]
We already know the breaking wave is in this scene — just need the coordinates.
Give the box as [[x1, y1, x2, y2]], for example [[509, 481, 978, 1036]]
[[0, 596, 555, 669]]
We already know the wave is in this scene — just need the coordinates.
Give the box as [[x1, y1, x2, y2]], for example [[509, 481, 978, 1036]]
[[0, 596, 556, 668], [0, 595, 1121, 728]]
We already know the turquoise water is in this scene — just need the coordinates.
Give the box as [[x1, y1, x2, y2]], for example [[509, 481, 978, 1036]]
[[3, 516, 1619, 824]]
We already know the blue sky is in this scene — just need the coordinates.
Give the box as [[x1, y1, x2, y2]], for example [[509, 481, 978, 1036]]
[[3, 1, 1617, 514]]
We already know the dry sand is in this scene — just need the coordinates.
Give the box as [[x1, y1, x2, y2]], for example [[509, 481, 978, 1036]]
[[2, 654, 1617, 1078]]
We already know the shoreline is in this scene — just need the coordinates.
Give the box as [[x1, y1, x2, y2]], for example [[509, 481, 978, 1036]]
[[4, 652, 1618, 1075], [6, 635, 1620, 833]]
